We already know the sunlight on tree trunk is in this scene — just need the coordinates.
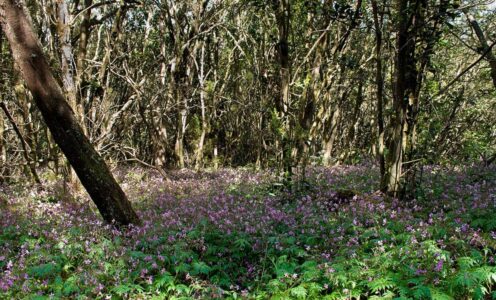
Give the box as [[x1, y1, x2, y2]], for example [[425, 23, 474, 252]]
[[0, 0, 140, 225]]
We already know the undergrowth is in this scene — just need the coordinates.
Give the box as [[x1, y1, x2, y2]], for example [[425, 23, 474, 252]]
[[1, 164, 495, 299]]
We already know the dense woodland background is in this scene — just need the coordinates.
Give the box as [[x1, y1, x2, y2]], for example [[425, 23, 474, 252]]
[[0, 0, 494, 194], [1, 0, 496, 298]]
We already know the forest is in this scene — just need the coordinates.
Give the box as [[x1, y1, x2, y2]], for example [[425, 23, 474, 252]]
[[0, 0, 495, 298]]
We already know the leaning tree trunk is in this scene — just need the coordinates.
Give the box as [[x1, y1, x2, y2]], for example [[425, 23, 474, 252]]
[[0, 0, 140, 225], [464, 11, 496, 89]]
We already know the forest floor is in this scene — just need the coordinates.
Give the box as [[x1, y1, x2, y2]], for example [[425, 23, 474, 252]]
[[1, 163, 496, 299]]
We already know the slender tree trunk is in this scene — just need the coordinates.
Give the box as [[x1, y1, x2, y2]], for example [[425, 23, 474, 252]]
[[322, 109, 340, 166], [273, 0, 292, 175], [464, 11, 496, 88], [75, 0, 92, 88], [56, 0, 77, 110], [322, 91, 346, 166], [0, 107, 5, 182], [0, 116, 3, 178], [0, 0, 140, 225], [56, 0, 89, 192], [371, 0, 386, 189], [321, 65, 348, 166], [0, 102, 41, 184], [213, 146, 218, 170], [346, 79, 364, 154], [13, 70, 39, 180], [174, 92, 187, 169], [195, 42, 207, 170]]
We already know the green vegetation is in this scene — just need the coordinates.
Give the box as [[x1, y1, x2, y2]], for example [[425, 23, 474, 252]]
[[1, 165, 495, 299]]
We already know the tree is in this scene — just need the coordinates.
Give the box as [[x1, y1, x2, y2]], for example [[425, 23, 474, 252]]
[[371, 0, 386, 185], [0, 0, 140, 225], [463, 9, 496, 89], [383, 0, 451, 196], [272, 0, 292, 175], [384, 0, 419, 196]]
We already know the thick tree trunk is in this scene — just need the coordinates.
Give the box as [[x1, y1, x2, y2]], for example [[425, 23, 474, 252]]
[[0, 0, 140, 225], [293, 11, 327, 171], [384, 0, 418, 197]]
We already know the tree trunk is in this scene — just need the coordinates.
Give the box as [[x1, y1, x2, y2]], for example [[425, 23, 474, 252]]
[[0, 99, 6, 182], [0, 102, 41, 184], [195, 42, 207, 170], [56, 0, 87, 191], [13, 70, 39, 181], [322, 96, 344, 166], [75, 0, 93, 88], [0, 0, 140, 225], [464, 11, 496, 89], [371, 0, 386, 189], [273, 0, 292, 175], [384, 0, 418, 197]]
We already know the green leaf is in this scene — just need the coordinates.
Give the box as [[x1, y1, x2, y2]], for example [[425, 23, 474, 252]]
[[28, 263, 61, 279], [173, 284, 191, 295], [28, 296, 49, 300], [174, 262, 191, 274], [368, 277, 395, 293], [130, 250, 146, 259], [155, 272, 174, 289], [62, 276, 80, 296], [290, 285, 308, 299], [413, 285, 431, 299], [430, 288, 454, 300], [454, 271, 477, 288], [112, 284, 132, 295], [192, 261, 211, 275], [473, 286, 488, 300], [234, 237, 251, 250]]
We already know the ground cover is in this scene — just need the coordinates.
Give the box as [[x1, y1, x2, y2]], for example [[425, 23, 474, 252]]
[[1, 163, 496, 299]]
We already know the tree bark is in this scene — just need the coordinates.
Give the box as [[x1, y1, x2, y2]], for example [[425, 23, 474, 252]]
[[0, 0, 140, 225], [195, 42, 207, 170], [0, 99, 6, 182], [371, 0, 386, 190], [384, 0, 418, 197], [273, 0, 292, 175], [464, 11, 496, 89], [75, 0, 92, 88]]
